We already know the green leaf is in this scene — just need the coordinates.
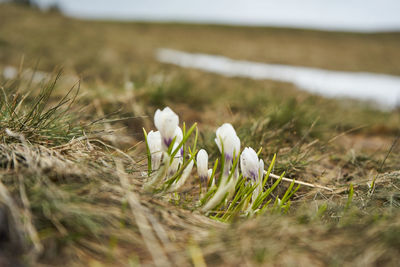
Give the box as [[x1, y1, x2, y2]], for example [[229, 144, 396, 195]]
[[212, 192, 229, 213], [226, 154, 240, 183], [218, 138, 225, 187], [256, 147, 262, 156], [316, 203, 327, 218], [252, 171, 284, 210], [263, 154, 276, 188], [208, 158, 219, 188], [200, 187, 217, 205], [280, 179, 296, 205], [170, 123, 197, 163], [167, 136, 177, 155], [222, 183, 257, 221], [192, 126, 199, 154], [259, 199, 272, 215]]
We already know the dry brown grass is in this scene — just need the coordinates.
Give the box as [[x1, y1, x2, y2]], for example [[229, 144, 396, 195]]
[[0, 136, 226, 266], [1, 134, 399, 266]]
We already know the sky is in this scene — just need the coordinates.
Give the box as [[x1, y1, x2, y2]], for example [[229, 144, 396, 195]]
[[29, 0, 400, 32]]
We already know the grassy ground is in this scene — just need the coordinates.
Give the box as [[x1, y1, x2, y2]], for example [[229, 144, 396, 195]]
[[1, 3, 400, 266]]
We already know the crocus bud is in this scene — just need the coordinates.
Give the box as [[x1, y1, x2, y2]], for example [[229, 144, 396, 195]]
[[240, 147, 259, 181], [258, 159, 264, 181], [147, 130, 162, 171], [196, 149, 208, 182], [154, 107, 179, 150], [215, 123, 240, 161]]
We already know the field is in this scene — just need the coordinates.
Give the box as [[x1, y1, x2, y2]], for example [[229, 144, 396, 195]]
[[1, 4, 400, 266]]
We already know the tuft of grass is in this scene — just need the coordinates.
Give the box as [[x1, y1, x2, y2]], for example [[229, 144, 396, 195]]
[[1, 71, 84, 145]]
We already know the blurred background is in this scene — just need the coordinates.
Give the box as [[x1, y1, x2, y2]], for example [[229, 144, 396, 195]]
[[19, 0, 400, 32], [2, 0, 400, 108], [2, 0, 400, 145], [1, 0, 400, 150]]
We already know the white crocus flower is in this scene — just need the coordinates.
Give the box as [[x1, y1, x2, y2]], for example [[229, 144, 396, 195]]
[[215, 123, 240, 162], [154, 107, 179, 151], [147, 130, 162, 171], [196, 149, 208, 183], [240, 147, 260, 182], [258, 159, 264, 181], [202, 123, 241, 212], [215, 123, 241, 183], [241, 147, 265, 207]]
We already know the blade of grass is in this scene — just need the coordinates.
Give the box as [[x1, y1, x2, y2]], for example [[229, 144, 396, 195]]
[[143, 128, 152, 176]]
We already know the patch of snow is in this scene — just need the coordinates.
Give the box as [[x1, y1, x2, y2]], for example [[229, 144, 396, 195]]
[[157, 48, 400, 110]]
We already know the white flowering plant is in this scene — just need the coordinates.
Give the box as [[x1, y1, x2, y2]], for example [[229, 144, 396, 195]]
[[143, 106, 300, 221], [143, 107, 199, 192]]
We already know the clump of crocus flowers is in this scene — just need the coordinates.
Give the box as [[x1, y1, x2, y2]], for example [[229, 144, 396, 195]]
[[143, 107, 299, 220]]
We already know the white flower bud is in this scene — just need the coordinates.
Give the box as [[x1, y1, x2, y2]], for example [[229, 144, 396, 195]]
[[240, 147, 260, 181], [258, 159, 264, 182], [196, 149, 208, 182], [154, 107, 179, 150], [147, 130, 162, 171], [215, 123, 240, 160]]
